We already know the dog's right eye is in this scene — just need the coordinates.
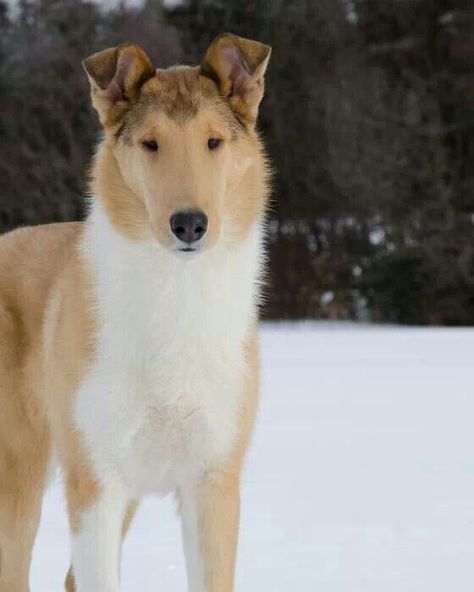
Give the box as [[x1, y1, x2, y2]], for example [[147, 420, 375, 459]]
[[142, 139, 159, 152]]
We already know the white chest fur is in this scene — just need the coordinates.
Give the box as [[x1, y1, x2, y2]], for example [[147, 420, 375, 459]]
[[74, 204, 262, 496]]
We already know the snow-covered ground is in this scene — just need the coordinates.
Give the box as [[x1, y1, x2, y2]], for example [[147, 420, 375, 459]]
[[31, 323, 474, 591]]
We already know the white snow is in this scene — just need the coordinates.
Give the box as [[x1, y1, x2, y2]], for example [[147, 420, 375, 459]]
[[31, 323, 474, 591]]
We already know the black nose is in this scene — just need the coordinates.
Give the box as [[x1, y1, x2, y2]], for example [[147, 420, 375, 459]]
[[170, 210, 208, 244]]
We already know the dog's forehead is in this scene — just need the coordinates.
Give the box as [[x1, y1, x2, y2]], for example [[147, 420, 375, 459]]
[[118, 66, 240, 142], [137, 67, 218, 124], [144, 66, 203, 120]]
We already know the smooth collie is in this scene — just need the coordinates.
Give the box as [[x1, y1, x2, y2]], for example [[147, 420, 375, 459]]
[[0, 33, 271, 591]]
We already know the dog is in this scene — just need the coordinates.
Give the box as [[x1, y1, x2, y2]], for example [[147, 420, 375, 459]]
[[0, 33, 271, 592]]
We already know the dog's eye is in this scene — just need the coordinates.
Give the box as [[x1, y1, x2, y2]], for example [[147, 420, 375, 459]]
[[142, 139, 159, 152], [207, 138, 222, 151]]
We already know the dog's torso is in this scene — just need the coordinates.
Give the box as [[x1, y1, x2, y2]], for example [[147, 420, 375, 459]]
[[68, 203, 262, 497]]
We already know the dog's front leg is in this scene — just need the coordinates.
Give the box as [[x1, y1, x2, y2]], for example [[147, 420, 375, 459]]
[[67, 476, 128, 592], [179, 471, 241, 592]]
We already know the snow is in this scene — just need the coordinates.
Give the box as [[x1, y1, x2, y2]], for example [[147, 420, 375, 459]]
[[31, 323, 474, 591]]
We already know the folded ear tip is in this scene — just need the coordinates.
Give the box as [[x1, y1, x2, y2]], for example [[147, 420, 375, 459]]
[[207, 33, 271, 70], [82, 46, 117, 81]]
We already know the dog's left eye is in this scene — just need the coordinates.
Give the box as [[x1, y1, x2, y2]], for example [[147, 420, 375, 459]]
[[142, 139, 159, 152], [207, 138, 222, 151]]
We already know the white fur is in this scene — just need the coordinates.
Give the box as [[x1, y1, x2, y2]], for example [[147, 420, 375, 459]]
[[71, 477, 128, 592], [71, 201, 262, 588], [75, 201, 262, 495], [179, 488, 206, 592]]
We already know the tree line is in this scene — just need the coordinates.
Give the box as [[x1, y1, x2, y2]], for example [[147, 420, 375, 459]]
[[0, 0, 472, 324]]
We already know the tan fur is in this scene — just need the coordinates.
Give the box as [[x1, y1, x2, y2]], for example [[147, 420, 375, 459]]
[[192, 333, 260, 591], [0, 33, 270, 591], [0, 224, 88, 591]]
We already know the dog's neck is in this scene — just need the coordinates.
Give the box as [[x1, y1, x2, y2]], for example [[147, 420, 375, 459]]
[[81, 196, 263, 351]]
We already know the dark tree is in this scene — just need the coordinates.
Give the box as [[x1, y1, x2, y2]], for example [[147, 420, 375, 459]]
[[0, 0, 472, 324]]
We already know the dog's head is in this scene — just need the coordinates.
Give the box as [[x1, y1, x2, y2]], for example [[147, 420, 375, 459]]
[[84, 33, 271, 255]]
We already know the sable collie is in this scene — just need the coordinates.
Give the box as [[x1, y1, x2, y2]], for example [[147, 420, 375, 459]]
[[0, 33, 271, 591]]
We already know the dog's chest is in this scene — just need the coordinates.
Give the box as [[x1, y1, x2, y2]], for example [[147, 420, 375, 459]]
[[80, 336, 244, 496], [75, 214, 260, 496]]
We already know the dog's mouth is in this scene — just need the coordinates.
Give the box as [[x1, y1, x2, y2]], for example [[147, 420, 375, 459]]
[[171, 244, 204, 259], [167, 235, 212, 257]]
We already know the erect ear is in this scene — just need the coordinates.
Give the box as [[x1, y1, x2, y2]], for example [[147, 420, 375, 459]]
[[83, 44, 155, 127], [201, 33, 271, 127]]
